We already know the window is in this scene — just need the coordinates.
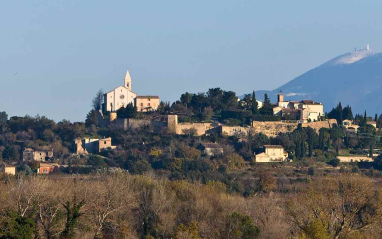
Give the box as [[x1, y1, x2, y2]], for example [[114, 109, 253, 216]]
[[148, 98, 151, 101], [148, 103, 151, 106], [141, 103, 143, 106], [43, 169, 47, 173], [104, 141, 106, 144]]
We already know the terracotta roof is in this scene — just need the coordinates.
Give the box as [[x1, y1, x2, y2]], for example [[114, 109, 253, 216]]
[[136, 95, 160, 99], [301, 100, 322, 105], [264, 145, 284, 149]]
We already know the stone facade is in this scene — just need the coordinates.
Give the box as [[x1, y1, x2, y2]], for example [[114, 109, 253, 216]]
[[337, 156, 373, 162], [104, 86, 137, 112], [301, 119, 337, 132], [103, 70, 159, 113], [198, 143, 224, 156], [218, 126, 250, 137], [1, 165, 16, 175], [251, 121, 298, 137], [255, 145, 287, 162], [273, 93, 324, 122], [23, 147, 54, 162], [167, 115, 213, 136], [135, 96, 160, 112], [74, 137, 116, 154]]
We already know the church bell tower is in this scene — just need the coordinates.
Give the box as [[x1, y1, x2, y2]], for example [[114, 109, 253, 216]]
[[124, 69, 132, 91]]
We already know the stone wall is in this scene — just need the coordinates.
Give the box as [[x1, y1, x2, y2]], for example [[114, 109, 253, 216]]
[[251, 121, 298, 137], [176, 123, 213, 136], [301, 119, 337, 132], [219, 126, 250, 137], [337, 156, 373, 162]]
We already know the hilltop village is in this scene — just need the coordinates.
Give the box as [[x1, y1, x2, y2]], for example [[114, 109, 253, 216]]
[[1, 69, 381, 174], [1, 70, 382, 238]]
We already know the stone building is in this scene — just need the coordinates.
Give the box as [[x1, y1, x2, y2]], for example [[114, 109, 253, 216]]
[[273, 93, 324, 122], [103, 70, 137, 112], [38, 163, 59, 174], [1, 164, 16, 175], [198, 143, 224, 156], [255, 145, 287, 162], [74, 137, 116, 154], [135, 96, 160, 112], [102, 69, 160, 113], [23, 146, 54, 162], [167, 115, 214, 136]]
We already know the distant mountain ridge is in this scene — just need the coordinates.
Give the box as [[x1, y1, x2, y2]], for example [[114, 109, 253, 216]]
[[255, 47, 382, 115]]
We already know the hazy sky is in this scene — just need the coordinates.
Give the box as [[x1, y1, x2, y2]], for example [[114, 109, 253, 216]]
[[1, 0, 381, 122]]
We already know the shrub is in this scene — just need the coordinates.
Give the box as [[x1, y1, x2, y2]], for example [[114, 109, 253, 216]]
[[327, 158, 340, 167]]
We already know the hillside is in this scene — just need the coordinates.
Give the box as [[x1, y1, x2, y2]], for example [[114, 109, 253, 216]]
[[257, 48, 382, 114]]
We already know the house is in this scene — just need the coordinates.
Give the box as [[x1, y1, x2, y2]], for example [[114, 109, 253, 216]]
[[1, 164, 16, 175], [342, 119, 360, 132], [74, 137, 117, 154], [102, 69, 160, 113], [273, 93, 324, 122], [367, 121, 377, 128], [135, 96, 160, 112], [255, 145, 287, 162], [198, 143, 224, 156], [23, 146, 54, 162], [38, 163, 60, 174]]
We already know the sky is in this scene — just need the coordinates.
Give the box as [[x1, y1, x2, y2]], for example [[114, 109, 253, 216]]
[[0, 0, 381, 122]]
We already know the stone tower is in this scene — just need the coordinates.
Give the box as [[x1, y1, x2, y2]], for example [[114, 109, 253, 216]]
[[167, 115, 178, 133], [124, 69, 132, 91], [278, 93, 284, 103]]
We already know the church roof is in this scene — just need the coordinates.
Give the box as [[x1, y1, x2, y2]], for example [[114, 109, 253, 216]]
[[104, 86, 136, 95]]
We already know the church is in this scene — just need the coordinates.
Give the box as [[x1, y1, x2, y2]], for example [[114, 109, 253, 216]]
[[102, 70, 160, 113]]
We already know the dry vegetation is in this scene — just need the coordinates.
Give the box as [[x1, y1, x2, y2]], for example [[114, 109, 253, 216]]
[[0, 172, 381, 239]]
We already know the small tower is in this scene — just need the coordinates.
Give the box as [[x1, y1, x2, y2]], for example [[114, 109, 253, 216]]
[[278, 92, 284, 103], [124, 69, 132, 91], [367, 44, 370, 51]]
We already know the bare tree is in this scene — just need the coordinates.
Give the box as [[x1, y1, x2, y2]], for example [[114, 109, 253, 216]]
[[287, 175, 382, 238]]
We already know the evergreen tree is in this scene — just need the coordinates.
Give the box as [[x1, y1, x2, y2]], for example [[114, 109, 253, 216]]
[[117, 103, 137, 119], [92, 89, 104, 111], [343, 106, 353, 120], [263, 93, 271, 107], [251, 91, 258, 115], [362, 111, 368, 126], [327, 102, 344, 124], [259, 93, 273, 115]]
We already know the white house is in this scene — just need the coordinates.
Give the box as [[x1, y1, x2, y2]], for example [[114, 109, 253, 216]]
[[273, 93, 324, 122], [255, 145, 287, 163]]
